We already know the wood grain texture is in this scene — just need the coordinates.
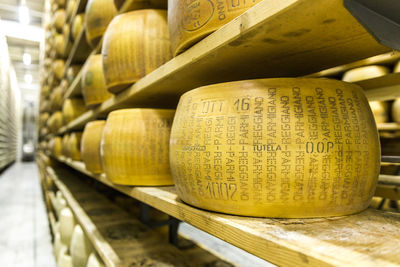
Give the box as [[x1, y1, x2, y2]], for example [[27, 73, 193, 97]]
[[54, 156, 400, 267]]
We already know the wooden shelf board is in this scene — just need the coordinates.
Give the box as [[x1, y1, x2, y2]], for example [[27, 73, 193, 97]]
[[357, 73, 400, 101], [63, 67, 83, 100], [53, 156, 400, 267], [57, 0, 390, 132], [378, 123, 400, 131], [63, 28, 92, 78]]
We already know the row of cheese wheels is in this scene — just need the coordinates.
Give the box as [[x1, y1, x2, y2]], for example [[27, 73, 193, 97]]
[[49, 78, 380, 218], [49, 191, 104, 267], [341, 63, 400, 124]]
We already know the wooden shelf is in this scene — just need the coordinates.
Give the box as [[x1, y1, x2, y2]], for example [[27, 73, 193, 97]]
[[50, 155, 400, 267], [56, 0, 390, 133], [378, 123, 400, 131], [358, 73, 400, 101]]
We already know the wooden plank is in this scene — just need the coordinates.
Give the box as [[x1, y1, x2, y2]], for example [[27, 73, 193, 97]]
[[378, 123, 400, 132], [57, 0, 390, 132], [375, 185, 400, 201], [54, 157, 400, 267], [63, 67, 83, 100], [63, 29, 92, 77], [356, 73, 400, 101]]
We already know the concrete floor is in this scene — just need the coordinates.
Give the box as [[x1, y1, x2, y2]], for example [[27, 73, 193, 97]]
[[0, 162, 56, 267]]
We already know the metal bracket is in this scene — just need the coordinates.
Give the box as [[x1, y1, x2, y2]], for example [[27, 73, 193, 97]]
[[344, 0, 400, 50]]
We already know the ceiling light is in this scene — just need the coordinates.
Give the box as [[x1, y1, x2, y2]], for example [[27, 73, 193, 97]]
[[24, 73, 32, 84], [18, 4, 30, 25], [23, 53, 31, 65]]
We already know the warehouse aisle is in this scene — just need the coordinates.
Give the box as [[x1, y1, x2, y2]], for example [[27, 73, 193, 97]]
[[0, 162, 56, 267]]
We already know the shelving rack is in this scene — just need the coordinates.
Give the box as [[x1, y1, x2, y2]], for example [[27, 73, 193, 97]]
[[38, 0, 400, 266]]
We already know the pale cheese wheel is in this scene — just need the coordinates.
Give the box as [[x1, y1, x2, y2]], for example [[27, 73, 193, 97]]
[[170, 78, 380, 218], [72, 13, 85, 41], [81, 120, 106, 173], [102, 10, 172, 93], [66, 0, 77, 19], [63, 98, 86, 124], [68, 132, 83, 161], [53, 9, 66, 33], [394, 61, 400, 73], [101, 109, 175, 185], [54, 232, 64, 259], [60, 207, 76, 245], [70, 225, 93, 267], [50, 87, 64, 111], [58, 250, 73, 267], [53, 59, 65, 80], [55, 195, 67, 218], [55, 33, 65, 57], [168, 0, 261, 55], [392, 99, 400, 123], [62, 134, 71, 158], [63, 23, 71, 43], [49, 137, 63, 157], [85, 0, 117, 47], [81, 55, 112, 107], [86, 253, 105, 267], [369, 101, 389, 124], [342, 65, 390, 82]]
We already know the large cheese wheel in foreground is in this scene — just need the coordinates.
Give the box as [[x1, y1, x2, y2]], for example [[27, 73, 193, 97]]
[[85, 0, 117, 47], [342, 65, 390, 82], [102, 10, 172, 94], [170, 78, 380, 218], [101, 109, 175, 185], [369, 101, 388, 124], [81, 121, 106, 173], [168, 0, 261, 56], [81, 55, 112, 107]]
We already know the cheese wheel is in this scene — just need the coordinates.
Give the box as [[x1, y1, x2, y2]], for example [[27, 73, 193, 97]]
[[54, 232, 64, 259], [63, 98, 86, 124], [60, 207, 76, 245], [50, 87, 64, 111], [170, 78, 380, 218], [53, 59, 65, 80], [62, 134, 70, 157], [81, 55, 112, 107], [392, 99, 400, 123], [47, 111, 63, 133], [86, 253, 105, 267], [42, 85, 50, 97], [168, 0, 261, 56], [113, 0, 167, 11], [63, 23, 71, 43], [67, 65, 81, 84], [49, 136, 63, 157], [58, 251, 73, 267], [342, 65, 390, 82], [81, 121, 106, 173], [369, 101, 389, 124], [394, 61, 400, 73], [85, 0, 117, 47], [53, 9, 66, 32], [56, 0, 66, 8], [72, 13, 85, 41], [40, 112, 50, 127], [69, 132, 83, 161], [66, 0, 77, 19], [101, 109, 175, 185], [102, 10, 172, 93], [70, 225, 93, 267]]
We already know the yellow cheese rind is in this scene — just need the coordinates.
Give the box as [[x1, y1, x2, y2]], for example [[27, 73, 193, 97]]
[[342, 65, 390, 82], [101, 108, 175, 185], [392, 99, 400, 123], [49, 136, 63, 157], [81, 120, 106, 173], [72, 14, 85, 41], [170, 78, 381, 218], [69, 132, 83, 161], [168, 0, 261, 56], [85, 0, 117, 47], [369, 101, 388, 124], [53, 9, 66, 33], [101, 10, 172, 93], [70, 225, 93, 267], [81, 55, 112, 107], [62, 98, 86, 124]]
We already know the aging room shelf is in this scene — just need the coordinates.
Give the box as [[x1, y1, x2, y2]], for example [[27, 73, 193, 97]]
[[50, 155, 400, 267], [54, 0, 391, 134]]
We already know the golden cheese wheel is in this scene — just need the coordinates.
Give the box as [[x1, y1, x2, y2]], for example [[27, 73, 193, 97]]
[[70, 225, 93, 267], [63, 23, 71, 43], [66, 0, 77, 19], [69, 132, 83, 161], [53, 59, 65, 80], [63, 98, 86, 124], [62, 134, 70, 157], [81, 55, 112, 107], [50, 87, 64, 111], [55, 33, 66, 57], [40, 127, 50, 137], [40, 112, 50, 127], [49, 136, 63, 157], [394, 61, 400, 73], [369, 101, 389, 124], [85, 0, 117, 48], [67, 65, 81, 84], [392, 99, 400, 123], [170, 78, 381, 218], [42, 85, 50, 97], [72, 13, 85, 41], [60, 207, 76, 245], [102, 10, 172, 93], [342, 65, 390, 82], [81, 121, 106, 173], [47, 111, 64, 133], [86, 253, 105, 267], [101, 109, 175, 185], [168, 0, 261, 56], [54, 9, 67, 32]]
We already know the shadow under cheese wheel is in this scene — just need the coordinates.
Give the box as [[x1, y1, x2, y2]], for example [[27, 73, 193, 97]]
[[168, 0, 262, 56], [101, 109, 175, 185], [170, 78, 380, 218]]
